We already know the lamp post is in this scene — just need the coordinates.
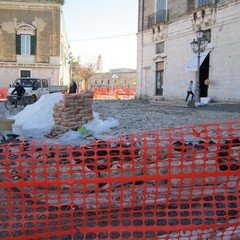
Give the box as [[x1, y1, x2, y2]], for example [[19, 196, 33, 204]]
[[190, 29, 208, 103], [112, 74, 118, 84], [112, 74, 118, 91]]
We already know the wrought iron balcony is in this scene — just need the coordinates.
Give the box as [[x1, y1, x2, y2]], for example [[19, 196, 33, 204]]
[[187, 0, 218, 11], [148, 10, 169, 28]]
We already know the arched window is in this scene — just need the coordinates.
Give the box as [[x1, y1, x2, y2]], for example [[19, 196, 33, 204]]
[[16, 24, 36, 55]]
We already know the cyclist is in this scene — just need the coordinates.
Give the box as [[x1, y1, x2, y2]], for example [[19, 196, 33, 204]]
[[11, 82, 26, 107]]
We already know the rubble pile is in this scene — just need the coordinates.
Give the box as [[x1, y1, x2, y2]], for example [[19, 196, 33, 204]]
[[53, 91, 94, 131]]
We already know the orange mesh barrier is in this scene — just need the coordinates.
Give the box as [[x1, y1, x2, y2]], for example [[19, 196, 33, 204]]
[[0, 122, 239, 239], [0, 88, 8, 100], [91, 88, 136, 100]]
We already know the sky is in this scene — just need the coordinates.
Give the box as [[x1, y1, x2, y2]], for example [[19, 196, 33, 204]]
[[62, 0, 138, 72]]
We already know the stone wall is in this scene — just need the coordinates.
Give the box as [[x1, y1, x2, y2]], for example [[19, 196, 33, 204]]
[[0, 0, 66, 87], [137, 0, 240, 101], [0, 3, 61, 62]]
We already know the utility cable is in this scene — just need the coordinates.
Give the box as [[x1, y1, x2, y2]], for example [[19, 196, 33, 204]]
[[69, 33, 136, 42]]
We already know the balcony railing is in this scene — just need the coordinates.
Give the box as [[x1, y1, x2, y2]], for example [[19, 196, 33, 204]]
[[148, 10, 169, 28], [188, 0, 218, 11]]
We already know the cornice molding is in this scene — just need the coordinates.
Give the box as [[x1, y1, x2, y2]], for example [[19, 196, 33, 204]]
[[0, 0, 64, 5]]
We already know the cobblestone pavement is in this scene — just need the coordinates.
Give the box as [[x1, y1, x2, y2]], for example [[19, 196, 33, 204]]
[[0, 99, 239, 239], [93, 99, 240, 137], [1, 99, 240, 144]]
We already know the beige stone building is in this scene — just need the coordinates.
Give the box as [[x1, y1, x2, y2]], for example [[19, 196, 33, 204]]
[[88, 68, 137, 89], [0, 0, 70, 87], [137, 0, 240, 101]]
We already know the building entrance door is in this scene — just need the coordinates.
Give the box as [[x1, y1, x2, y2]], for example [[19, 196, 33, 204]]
[[156, 62, 164, 96], [199, 53, 210, 97]]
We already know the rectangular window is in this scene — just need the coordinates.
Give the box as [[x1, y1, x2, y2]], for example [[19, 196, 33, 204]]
[[156, 42, 164, 54], [188, 0, 216, 11], [198, 0, 214, 8], [20, 70, 31, 77], [42, 79, 49, 88], [157, 0, 167, 11], [203, 29, 211, 43], [16, 34, 36, 55], [195, 0, 215, 8], [156, 0, 167, 23], [21, 35, 31, 55], [156, 62, 164, 96], [33, 79, 41, 90]]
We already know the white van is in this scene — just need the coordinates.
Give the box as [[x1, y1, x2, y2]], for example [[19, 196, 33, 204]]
[[7, 77, 67, 103]]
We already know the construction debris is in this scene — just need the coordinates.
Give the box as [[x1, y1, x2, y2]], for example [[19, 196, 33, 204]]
[[53, 91, 94, 131]]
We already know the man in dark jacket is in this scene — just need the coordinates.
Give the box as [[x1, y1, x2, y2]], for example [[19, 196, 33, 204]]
[[69, 80, 77, 94], [11, 82, 26, 106], [11, 82, 26, 96]]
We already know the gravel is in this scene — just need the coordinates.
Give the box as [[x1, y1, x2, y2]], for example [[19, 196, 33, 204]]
[[1, 98, 240, 145], [0, 99, 239, 239], [92, 99, 240, 137]]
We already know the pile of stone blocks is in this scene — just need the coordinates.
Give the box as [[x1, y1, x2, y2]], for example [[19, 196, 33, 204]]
[[53, 91, 94, 131]]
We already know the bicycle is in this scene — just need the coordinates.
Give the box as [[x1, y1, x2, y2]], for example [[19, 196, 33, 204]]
[[5, 95, 29, 111]]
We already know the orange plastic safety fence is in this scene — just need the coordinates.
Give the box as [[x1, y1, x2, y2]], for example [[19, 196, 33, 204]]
[[0, 88, 8, 100], [0, 122, 239, 240], [92, 88, 136, 100]]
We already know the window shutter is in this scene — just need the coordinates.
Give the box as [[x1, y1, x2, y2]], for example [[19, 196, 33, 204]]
[[31, 35, 36, 55], [16, 35, 21, 55]]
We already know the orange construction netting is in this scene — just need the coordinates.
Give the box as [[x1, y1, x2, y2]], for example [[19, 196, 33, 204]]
[[0, 88, 8, 100], [0, 122, 239, 239], [91, 88, 136, 100]]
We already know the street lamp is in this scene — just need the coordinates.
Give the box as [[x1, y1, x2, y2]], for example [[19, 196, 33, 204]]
[[190, 29, 208, 103], [112, 74, 118, 90], [112, 74, 118, 83]]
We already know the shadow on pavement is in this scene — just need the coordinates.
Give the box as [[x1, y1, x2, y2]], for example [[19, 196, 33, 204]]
[[197, 103, 240, 113]]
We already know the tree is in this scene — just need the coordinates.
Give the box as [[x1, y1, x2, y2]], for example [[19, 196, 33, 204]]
[[70, 57, 96, 90]]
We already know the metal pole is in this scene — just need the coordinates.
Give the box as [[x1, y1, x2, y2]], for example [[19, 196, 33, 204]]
[[195, 44, 201, 103], [191, 29, 208, 104]]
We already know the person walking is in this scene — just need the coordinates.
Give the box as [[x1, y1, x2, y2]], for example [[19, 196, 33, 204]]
[[69, 79, 77, 94], [185, 80, 194, 102]]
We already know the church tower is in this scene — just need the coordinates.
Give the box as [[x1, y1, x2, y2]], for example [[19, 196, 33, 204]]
[[96, 54, 103, 72]]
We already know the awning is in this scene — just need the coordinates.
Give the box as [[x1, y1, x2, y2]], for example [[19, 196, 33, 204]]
[[186, 50, 210, 72]]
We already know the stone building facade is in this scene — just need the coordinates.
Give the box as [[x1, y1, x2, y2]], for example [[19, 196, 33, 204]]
[[137, 0, 240, 101], [88, 68, 137, 89], [0, 0, 70, 87]]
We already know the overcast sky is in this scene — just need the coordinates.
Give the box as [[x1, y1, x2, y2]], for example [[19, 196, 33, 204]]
[[62, 0, 138, 72]]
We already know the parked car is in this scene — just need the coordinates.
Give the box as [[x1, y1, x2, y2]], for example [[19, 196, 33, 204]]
[[6, 77, 67, 103]]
